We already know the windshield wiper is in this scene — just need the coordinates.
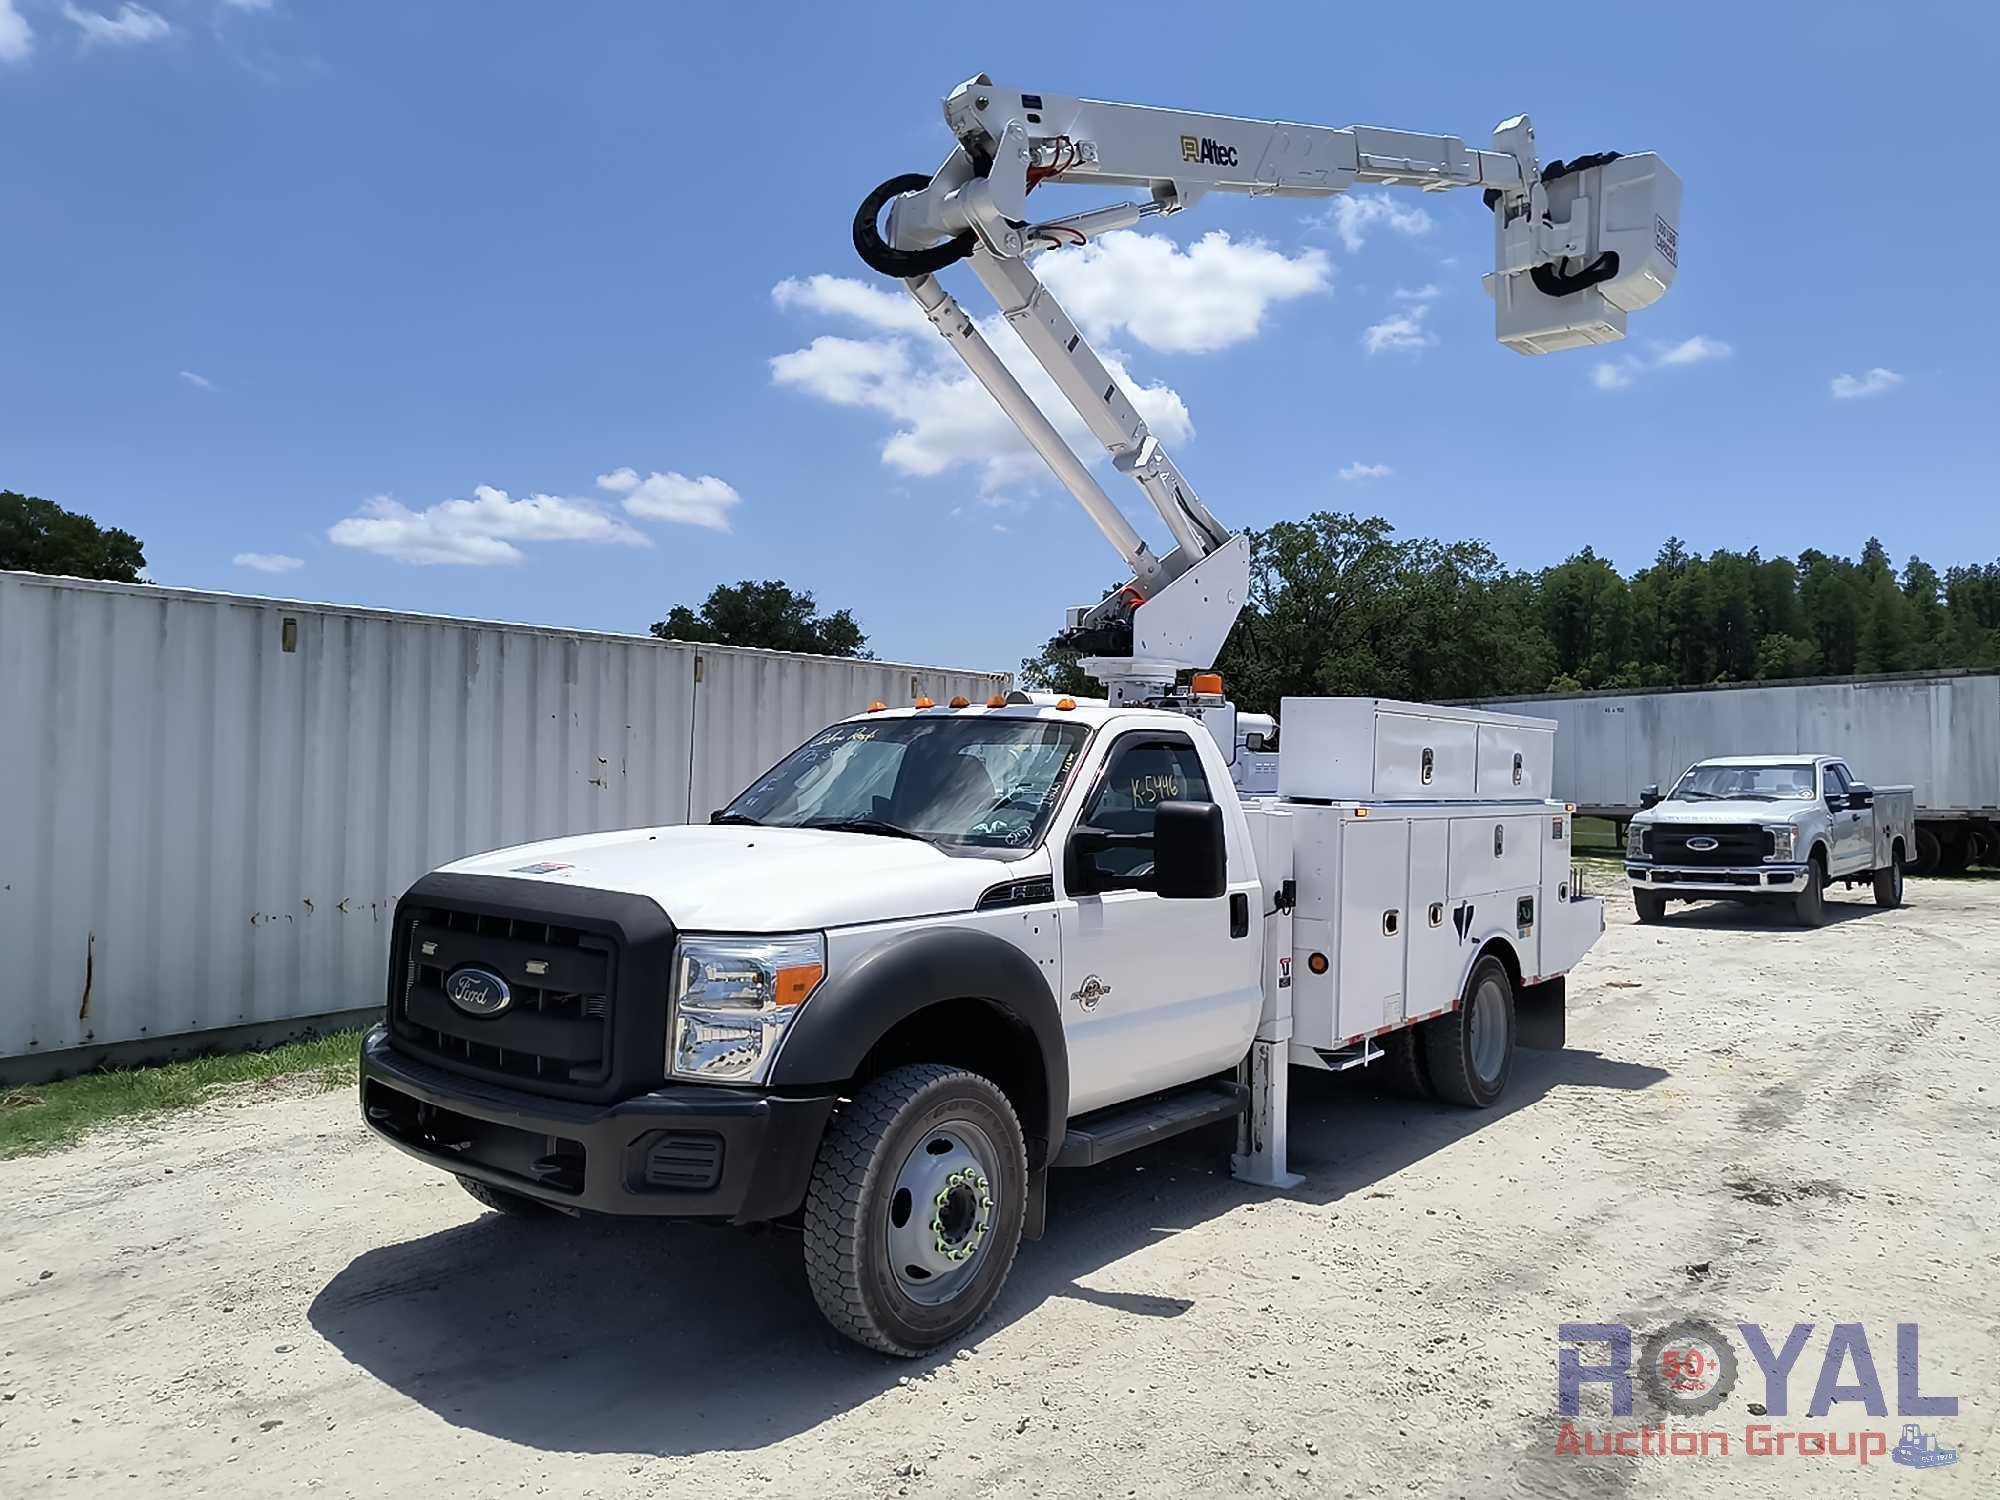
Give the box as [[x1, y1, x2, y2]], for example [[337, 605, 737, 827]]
[[1675, 789, 1720, 800], [710, 811, 762, 826], [1722, 792, 1777, 800], [803, 817, 928, 842]]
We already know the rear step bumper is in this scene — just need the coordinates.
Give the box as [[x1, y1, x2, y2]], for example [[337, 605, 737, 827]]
[[1053, 1079, 1248, 1169]]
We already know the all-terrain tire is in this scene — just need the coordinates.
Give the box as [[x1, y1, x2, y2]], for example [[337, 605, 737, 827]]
[[1633, 887, 1669, 924], [803, 1064, 1026, 1357], [1421, 955, 1515, 1109], [1792, 856, 1828, 927], [456, 1175, 553, 1217], [1937, 834, 1972, 878], [1871, 849, 1905, 908]]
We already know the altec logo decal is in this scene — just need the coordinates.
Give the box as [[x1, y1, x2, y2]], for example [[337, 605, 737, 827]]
[[1180, 134, 1240, 168], [1554, 1320, 1959, 1467]]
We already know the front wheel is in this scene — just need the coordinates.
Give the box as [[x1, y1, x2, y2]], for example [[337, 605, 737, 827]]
[[1792, 858, 1828, 927], [803, 1064, 1027, 1357], [1422, 955, 1515, 1109], [1872, 851, 1905, 908]]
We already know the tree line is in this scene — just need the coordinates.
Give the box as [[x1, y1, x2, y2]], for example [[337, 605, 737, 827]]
[[1023, 514, 2000, 712]]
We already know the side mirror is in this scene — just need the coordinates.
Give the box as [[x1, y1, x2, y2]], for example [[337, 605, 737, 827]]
[[1845, 782, 1874, 809], [1154, 800, 1227, 900], [1639, 784, 1662, 810]]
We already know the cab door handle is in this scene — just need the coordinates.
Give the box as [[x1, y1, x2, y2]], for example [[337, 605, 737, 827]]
[[1229, 892, 1249, 938]]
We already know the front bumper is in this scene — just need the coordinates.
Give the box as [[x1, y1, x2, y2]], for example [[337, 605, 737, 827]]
[[1627, 863, 1808, 895], [359, 1026, 836, 1222]]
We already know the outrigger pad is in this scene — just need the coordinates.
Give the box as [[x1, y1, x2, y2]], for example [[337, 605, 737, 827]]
[[1516, 975, 1568, 1051]]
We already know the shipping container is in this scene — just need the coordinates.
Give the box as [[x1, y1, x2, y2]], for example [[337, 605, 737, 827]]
[[0, 571, 1008, 1072], [1464, 670, 2000, 873]]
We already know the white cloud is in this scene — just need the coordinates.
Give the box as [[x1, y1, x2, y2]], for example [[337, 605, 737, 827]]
[[1032, 230, 1330, 354], [1320, 193, 1434, 253], [770, 276, 1192, 493], [233, 552, 303, 574], [1393, 283, 1441, 302], [1362, 305, 1436, 356], [1338, 461, 1392, 482], [220, 0, 274, 9], [61, 2, 170, 44], [178, 369, 215, 390], [1587, 334, 1731, 392], [1830, 367, 1904, 400], [328, 485, 650, 567], [772, 274, 928, 336], [0, 0, 32, 63], [1655, 334, 1732, 366], [597, 468, 741, 531]]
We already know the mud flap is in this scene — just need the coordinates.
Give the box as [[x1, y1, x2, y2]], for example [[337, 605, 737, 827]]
[[1516, 975, 1567, 1051], [1023, 1166, 1047, 1241]]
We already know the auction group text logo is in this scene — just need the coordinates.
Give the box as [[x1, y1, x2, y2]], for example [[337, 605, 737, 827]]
[[1557, 1320, 1959, 1469]]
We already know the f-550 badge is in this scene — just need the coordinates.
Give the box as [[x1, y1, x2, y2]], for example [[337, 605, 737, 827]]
[[1071, 974, 1113, 1012], [1180, 134, 1240, 168]]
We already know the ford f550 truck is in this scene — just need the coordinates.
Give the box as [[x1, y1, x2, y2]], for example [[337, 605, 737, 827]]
[[1624, 755, 1916, 926], [360, 693, 1604, 1353], [360, 73, 1675, 1353]]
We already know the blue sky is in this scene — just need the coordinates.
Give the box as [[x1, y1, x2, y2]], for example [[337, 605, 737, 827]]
[[3, 1, 1995, 674]]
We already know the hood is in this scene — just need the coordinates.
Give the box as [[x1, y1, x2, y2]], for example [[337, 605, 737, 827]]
[[1635, 798, 1815, 827], [437, 823, 1037, 931]]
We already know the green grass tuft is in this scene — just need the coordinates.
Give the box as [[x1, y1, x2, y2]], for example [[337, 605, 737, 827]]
[[0, 1031, 361, 1161]]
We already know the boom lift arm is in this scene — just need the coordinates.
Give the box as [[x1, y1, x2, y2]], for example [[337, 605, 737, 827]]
[[856, 76, 1681, 703]]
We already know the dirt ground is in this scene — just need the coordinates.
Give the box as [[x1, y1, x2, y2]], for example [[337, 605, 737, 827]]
[[3, 875, 1996, 1498]]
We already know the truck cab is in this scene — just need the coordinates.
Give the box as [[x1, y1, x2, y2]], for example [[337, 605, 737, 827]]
[[1624, 754, 1916, 926]]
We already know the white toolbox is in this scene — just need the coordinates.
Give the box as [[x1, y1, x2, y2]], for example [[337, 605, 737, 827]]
[[1277, 697, 1554, 803]]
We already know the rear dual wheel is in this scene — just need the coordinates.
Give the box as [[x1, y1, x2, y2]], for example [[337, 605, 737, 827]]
[[1422, 955, 1515, 1109]]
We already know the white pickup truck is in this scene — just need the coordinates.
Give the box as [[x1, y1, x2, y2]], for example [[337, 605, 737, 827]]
[[360, 694, 1603, 1354], [1624, 754, 1916, 926]]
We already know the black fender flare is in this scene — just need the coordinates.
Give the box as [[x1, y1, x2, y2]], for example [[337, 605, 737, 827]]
[[770, 925, 1068, 1163]]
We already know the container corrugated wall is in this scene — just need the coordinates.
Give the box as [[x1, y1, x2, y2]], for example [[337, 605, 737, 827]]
[[0, 572, 1007, 1062], [1473, 671, 2000, 814]]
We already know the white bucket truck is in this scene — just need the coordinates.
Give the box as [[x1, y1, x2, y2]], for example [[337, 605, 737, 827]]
[[361, 74, 1676, 1353]]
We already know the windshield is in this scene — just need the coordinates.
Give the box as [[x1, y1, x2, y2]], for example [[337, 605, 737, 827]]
[[723, 716, 1091, 851], [1669, 763, 1818, 802]]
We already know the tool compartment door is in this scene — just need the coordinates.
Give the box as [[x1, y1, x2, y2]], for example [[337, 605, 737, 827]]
[[1337, 816, 1409, 1041], [1449, 814, 1544, 900], [1375, 712, 1477, 800], [1404, 818, 1457, 1018], [1475, 721, 1554, 799]]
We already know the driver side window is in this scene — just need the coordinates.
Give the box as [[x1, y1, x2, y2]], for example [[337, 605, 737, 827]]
[[1075, 735, 1213, 891], [1823, 763, 1851, 802]]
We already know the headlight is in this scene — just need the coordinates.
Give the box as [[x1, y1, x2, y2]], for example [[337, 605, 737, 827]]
[[1765, 825, 1796, 863], [669, 933, 825, 1084], [1627, 823, 1648, 859]]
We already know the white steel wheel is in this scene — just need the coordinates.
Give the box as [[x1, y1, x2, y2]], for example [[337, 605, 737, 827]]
[[803, 1063, 1026, 1357]]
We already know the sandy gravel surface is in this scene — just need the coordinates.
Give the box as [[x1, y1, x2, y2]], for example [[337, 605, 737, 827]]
[[3, 876, 1995, 1498]]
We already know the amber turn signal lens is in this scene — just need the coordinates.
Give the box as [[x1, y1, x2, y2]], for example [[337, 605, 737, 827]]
[[1307, 952, 1329, 975], [773, 963, 824, 1007]]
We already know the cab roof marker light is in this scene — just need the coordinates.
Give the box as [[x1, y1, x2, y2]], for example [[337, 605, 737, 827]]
[[949, 695, 970, 708], [866, 700, 888, 713], [987, 694, 1008, 708], [914, 696, 936, 709], [1055, 697, 1077, 711]]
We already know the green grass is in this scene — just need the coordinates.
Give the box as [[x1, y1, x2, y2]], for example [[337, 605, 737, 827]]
[[0, 1031, 361, 1161]]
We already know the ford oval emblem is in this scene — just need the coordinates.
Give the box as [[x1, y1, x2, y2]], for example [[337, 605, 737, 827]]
[[1686, 836, 1719, 852], [446, 966, 512, 1017]]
